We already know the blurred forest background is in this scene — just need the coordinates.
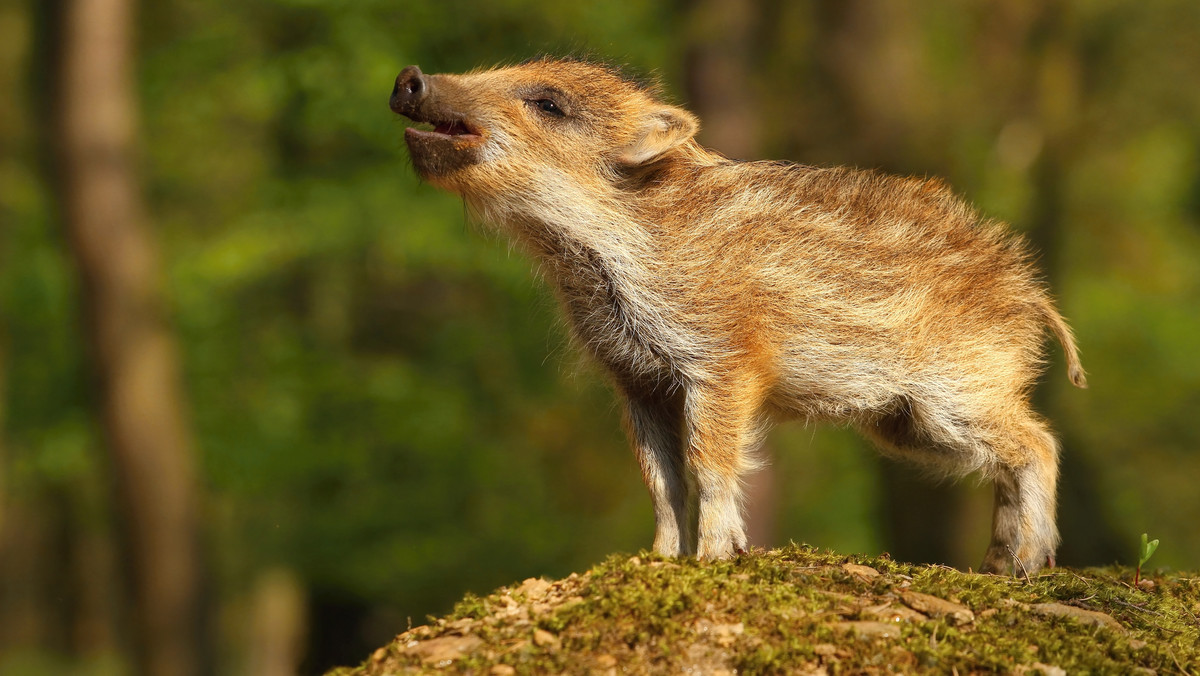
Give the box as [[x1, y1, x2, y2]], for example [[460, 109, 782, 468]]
[[2, 0, 1199, 674]]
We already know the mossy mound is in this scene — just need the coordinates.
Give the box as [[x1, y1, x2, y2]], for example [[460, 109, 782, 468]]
[[328, 545, 1199, 675]]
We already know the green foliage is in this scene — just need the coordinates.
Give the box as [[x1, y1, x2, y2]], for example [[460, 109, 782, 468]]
[[1136, 533, 1160, 584], [1140, 533, 1160, 569]]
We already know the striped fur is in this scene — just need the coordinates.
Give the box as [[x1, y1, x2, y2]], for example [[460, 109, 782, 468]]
[[393, 58, 1086, 574]]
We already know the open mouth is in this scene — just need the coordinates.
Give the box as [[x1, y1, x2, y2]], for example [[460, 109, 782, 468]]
[[407, 118, 483, 143], [402, 114, 485, 177]]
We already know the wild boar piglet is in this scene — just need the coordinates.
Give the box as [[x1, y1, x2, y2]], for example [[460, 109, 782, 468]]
[[390, 58, 1086, 575]]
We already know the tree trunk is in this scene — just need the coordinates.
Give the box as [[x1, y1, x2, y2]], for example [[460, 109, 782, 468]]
[[50, 0, 204, 673], [248, 569, 307, 676]]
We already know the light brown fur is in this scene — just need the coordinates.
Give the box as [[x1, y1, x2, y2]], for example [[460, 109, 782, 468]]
[[390, 58, 1086, 574]]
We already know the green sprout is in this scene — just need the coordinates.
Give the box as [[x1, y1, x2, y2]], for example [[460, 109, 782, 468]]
[[1135, 533, 1159, 585]]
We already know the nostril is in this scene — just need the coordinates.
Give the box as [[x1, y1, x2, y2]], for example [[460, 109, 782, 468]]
[[391, 65, 427, 115], [396, 66, 425, 97]]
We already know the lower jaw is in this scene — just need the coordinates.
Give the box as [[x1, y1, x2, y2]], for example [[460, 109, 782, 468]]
[[405, 136, 482, 178]]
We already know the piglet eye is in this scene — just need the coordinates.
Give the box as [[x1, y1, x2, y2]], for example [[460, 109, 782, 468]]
[[532, 98, 564, 116]]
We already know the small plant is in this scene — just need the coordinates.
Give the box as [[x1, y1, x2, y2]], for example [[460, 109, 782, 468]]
[[1135, 533, 1159, 585]]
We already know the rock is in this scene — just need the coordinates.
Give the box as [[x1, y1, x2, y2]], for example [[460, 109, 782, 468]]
[[533, 628, 561, 649], [862, 602, 928, 624], [497, 597, 527, 621], [518, 577, 552, 600], [490, 665, 516, 676], [842, 563, 881, 581], [900, 591, 975, 626], [405, 635, 484, 665], [1027, 603, 1125, 633]]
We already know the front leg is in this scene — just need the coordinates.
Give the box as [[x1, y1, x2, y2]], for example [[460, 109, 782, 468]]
[[622, 385, 691, 556], [684, 377, 768, 560]]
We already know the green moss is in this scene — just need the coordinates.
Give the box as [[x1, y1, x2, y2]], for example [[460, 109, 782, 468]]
[[333, 545, 1200, 675]]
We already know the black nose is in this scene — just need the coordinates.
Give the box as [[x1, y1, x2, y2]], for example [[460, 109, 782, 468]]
[[390, 65, 428, 117]]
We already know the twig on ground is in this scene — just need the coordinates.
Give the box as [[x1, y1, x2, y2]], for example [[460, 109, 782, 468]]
[[1007, 546, 1031, 583]]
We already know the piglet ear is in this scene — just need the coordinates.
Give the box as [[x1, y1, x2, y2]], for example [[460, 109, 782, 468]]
[[616, 105, 699, 165]]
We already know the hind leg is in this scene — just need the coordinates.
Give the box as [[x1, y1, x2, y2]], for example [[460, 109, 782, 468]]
[[979, 417, 1060, 575], [865, 397, 1060, 576]]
